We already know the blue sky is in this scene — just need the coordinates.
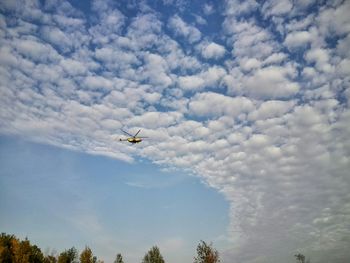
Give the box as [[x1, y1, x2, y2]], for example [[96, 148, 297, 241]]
[[0, 136, 229, 262], [0, 0, 350, 262]]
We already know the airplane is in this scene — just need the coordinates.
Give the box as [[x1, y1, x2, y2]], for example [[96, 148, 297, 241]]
[[119, 129, 147, 144]]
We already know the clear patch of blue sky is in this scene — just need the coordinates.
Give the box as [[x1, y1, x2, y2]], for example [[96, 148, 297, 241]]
[[0, 135, 229, 261]]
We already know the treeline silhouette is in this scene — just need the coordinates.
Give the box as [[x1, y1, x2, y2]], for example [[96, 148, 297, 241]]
[[0, 233, 220, 263], [0, 233, 310, 263]]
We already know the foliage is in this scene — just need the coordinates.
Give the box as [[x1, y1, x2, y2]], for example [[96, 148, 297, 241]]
[[142, 246, 165, 263], [80, 246, 94, 263], [58, 247, 78, 263], [0, 233, 110, 263], [295, 253, 305, 263], [6, 232, 320, 263], [44, 255, 58, 263], [295, 253, 310, 263], [114, 253, 124, 263], [194, 241, 220, 263], [0, 233, 45, 263], [0, 233, 14, 263]]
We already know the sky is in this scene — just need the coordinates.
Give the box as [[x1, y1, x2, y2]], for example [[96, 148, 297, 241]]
[[0, 137, 229, 263], [0, 0, 349, 262]]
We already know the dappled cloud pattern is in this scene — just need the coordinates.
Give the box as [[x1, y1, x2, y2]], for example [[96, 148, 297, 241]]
[[0, 0, 350, 262]]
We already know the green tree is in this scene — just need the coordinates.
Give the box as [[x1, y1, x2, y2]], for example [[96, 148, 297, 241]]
[[114, 253, 124, 263], [142, 246, 165, 263], [80, 246, 94, 263], [58, 247, 78, 263], [26, 243, 44, 262], [194, 241, 220, 263]]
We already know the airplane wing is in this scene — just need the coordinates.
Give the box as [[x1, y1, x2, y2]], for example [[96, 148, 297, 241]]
[[134, 129, 141, 137], [121, 129, 133, 137]]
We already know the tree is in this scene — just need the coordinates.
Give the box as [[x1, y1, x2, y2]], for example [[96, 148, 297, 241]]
[[114, 253, 124, 263], [295, 253, 305, 263], [44, 255, 57, 263], [80, 246, 94, 263], [295, 253, 310, 263], [142, 246, 165, 263], [0, 233, 16, 263], [58, 247, 78, 263], [27, 243, 45, 262], [194, 241, 220, 263], [23, 242, 44, 262], [0, 233, 45, 263]]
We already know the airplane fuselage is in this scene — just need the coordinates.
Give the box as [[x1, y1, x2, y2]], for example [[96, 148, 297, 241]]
[[127, 137, 142, 143]]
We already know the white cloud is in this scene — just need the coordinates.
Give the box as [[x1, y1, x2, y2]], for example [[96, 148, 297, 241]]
[[317, 1, 350, 36], [178, 66, 226, 91], [336, 34, 350, 58], [224, 19, 277, 60], [60, 58, 88, 75], [205, 66, 227, 86], [239, 57, 261, 71], [284, 30, 312, 49], [286, 14, 315, 32], [243, 65, 300, 99], [0, 46, 19, 67], [248, 100, 296, 121], [193, 14, 207, 25], [203, 3, 214, 15], [40, 26, 72, 51], [95, 47, 139, 66], [129, 13, 161, 35], [224, 0, 258, 16], [127, 111, 182, 129], [337, 58, 350, 76], [168, 15, 201, 43], [140, 53, 173, 88], [263, 52, 288, 65], [14, 38, 60, 62], [201, 42, 226, 59], [188, 92, 254, 118], [178, 75, 204, 91], [262, 0, 293, 17], [305, 48, 333, 73], [161, 38, 201, 73], [124, 13, 163, 50], [83, 76, 114, 91], [91, 0, 125, 34]]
